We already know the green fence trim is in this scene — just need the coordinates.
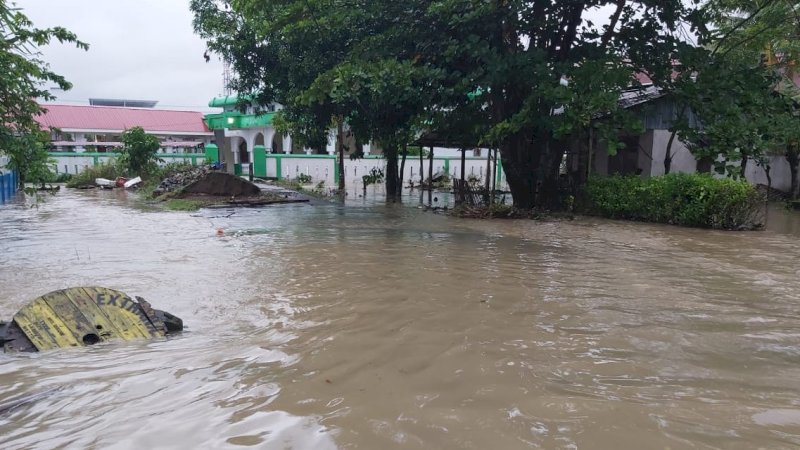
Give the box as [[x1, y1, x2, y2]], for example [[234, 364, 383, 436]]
[[266, 153, 334, 159], [496, 159, 503, 186], [205, 143, 219, 163], [274, 154, 282, 179], [253, 145, 266, 177]]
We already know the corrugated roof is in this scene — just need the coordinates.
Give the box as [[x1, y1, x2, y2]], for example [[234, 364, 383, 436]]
[[35, 104, 210, 134]]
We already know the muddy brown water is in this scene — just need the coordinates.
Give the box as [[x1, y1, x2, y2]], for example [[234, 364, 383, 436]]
[[1, 189, 799, 449]]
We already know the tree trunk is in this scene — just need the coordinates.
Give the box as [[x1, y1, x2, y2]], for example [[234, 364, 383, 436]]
[[499, 133, 566, 210], [665, 106, 687, 175], [740, 155, 748, 179], [485, 149, 492, 191], [491, 148, 498, 204], [573, 133, 589, 196], [385, 146, 400, 201], [427, 146, 434, 205], [460, 148, 466, 183], [664, 128, 678, 175], [499, 133, 538, 209], [419, 146, 424, 188], [399, 143, 407, 190], [787, 148, 799, 199], [336, 119, 345, 194], [537, 139, 566, 210]]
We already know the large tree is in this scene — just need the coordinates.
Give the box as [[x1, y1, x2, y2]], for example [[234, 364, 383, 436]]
[[192, 0, 702, 207], [665, 0, 800, 195], [0, 1, 87, 187], [705, 0, 800, 197]]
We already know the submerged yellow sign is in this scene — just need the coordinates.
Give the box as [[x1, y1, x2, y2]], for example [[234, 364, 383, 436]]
[[4, 287, 172, 352]]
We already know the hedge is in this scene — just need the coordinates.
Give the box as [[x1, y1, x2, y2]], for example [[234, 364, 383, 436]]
[[583, 173, 765, 230]]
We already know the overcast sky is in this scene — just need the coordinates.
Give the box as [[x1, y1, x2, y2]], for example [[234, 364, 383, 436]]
[[16, 0, 224, 111]]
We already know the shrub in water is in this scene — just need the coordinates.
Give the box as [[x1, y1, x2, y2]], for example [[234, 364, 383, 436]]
[[584, 173, 765, 230], [65, 160, 122, 188]]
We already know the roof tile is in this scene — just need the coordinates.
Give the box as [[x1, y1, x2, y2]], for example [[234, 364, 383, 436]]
[[35, 104, 210, 134]]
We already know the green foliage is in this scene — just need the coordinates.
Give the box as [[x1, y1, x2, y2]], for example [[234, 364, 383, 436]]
[[311, 180, 326, 195], [466, 174, 482, 187], [0, 1, 87, 187], [584, 174, 765, 230], [670, 48, 798, 178], [118, 127, 162, 176], [191, 0, 704, 207], [432, 172, 451, 189], [5, 132, 55, 185], [65, 160, 122, 188], [295, 173, 312, 184], [362, 167, 384, 188], [405, 146, 428, 157]]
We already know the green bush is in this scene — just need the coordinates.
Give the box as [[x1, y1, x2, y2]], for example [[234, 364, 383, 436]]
[[66, 160, 122, 188], [583, 173, 765, 230]]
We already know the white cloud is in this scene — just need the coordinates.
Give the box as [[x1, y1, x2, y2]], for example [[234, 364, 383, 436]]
[[14, 0, 225, 111]]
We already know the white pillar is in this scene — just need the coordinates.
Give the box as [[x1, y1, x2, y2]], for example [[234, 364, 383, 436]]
[[304, 148, 312, 155], [74, 133, 86, 153], [326, 129, 336, 155], [232, 137, 241, 164], [245, 130, 257, 163], [264, 128, 276, 153], [363, 142, 371, 156], [282, 134, 292, 154]]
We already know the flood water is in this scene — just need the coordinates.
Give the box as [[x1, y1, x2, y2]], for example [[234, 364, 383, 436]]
[[1, 189, 800, 449]]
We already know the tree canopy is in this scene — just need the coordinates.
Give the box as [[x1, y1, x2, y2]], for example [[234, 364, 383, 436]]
[[667, 0, 800, 195], [193, 1, 794, 207], [0, 1, 87, 186], [119, 127, 162, 176]]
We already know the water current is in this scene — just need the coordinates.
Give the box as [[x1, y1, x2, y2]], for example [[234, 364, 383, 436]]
[[1, 189, 799, 449]]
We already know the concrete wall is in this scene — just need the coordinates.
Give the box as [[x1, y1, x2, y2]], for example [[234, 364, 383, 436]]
[[648, 129, 697, 177], [49, 153, 207, 175], [262, 155, 507, 191], [591, 128, 795, 193], [47, 152, 509, 190], [745, 156, 792, 192]]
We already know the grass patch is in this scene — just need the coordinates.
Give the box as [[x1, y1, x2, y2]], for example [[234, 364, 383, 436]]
[[165, 199, 203, 211], [66, 160, 121, 188]]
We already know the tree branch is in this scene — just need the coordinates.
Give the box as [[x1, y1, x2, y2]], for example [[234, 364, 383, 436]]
[[712, 0, 778, 55], [601, 0, 625, 48]]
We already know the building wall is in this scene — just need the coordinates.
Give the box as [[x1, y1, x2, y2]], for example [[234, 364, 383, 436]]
[[648, 129, 697, 176], [744, 156, 792, 192], [590, 128, 795, 193]]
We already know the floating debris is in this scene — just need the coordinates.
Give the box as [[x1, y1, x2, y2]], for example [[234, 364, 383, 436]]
[[1, 287, 183, 353]]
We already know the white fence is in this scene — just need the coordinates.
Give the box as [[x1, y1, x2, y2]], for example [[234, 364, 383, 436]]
[[47, 152, 510, 190], [266, 155, 508, 191]]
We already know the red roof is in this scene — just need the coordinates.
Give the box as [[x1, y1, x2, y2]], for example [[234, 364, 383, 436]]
[[35, 104, 210, 134]]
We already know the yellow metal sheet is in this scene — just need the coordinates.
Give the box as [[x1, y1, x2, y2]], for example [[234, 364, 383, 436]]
[[61, 288, 125, 339], [11, 287, 164, 351], [82, 287, 162, 340], [12, 299, 82, 351]]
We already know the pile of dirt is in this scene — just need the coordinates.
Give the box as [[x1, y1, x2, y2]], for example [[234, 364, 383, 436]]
[[179, 172, 261, 197]]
